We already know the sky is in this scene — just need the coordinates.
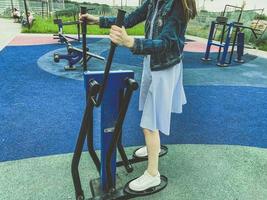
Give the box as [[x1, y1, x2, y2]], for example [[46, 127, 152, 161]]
[[74, 0, 267, 13], [200, 0, 267, 13]]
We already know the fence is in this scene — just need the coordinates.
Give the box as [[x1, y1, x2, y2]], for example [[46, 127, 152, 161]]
[[1, 0, 265, 42], [0, 0, 135, 18]]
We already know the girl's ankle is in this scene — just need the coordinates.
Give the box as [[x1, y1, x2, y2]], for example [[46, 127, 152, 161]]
[[147, 169, 159, 177]]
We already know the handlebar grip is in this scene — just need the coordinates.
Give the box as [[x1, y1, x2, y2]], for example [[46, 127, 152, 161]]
[[115, 9, 126, 28]]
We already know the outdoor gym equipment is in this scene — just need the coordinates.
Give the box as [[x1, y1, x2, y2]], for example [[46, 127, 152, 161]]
[[53, 8, 95, 43], [202, 4, 260, 67], [53, 8, 104, 71], [53, 10, 105, 71], [71, 7, 168, 200], [53, 34, 105, 71], [53, 18, 81, 42]]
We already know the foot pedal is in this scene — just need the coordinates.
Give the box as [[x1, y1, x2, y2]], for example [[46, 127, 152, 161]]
[[124, 175, 168, 197]]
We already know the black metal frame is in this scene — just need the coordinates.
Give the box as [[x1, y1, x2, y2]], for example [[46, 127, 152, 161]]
[[71, 7, 168, 200], [81, 7, 88, 71], [71, 8, 129, 200], [71, 80, 100, 200], [222, 4, 244, 23], [105, 79, 139, 191]]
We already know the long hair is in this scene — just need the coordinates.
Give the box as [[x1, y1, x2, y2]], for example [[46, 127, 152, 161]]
[[180, 0, 197, 22]]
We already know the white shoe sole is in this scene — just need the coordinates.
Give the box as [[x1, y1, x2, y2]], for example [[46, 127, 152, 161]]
[[129, 180, 161, 191]]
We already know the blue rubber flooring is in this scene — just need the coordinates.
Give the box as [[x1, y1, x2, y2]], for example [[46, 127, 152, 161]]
[[0, 40, 266, 162]]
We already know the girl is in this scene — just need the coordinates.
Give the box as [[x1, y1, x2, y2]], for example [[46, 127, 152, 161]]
[[82, 0, 197, 192]]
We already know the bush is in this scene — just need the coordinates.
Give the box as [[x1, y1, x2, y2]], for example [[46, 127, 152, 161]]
[[54, 8, 79, 18], [255, 14, 267, 20]]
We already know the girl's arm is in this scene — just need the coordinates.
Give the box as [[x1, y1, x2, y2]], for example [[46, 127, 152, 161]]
[[130, 2, 181, 55], [99, 0, 150, 29]]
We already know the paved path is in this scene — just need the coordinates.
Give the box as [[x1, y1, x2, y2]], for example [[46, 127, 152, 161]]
[[0, 18, 21, 51]]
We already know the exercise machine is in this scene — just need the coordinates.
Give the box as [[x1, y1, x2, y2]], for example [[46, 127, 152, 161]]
[[53, 7, 84, 42], [53, 34, 105, 71], [53, 8, 104, 71], [53, 17, 105, 71], [53, 8, 95, 43], [53, 18, 81, 43], [202, 5, 260, 67], [71, 7, 168, 200]]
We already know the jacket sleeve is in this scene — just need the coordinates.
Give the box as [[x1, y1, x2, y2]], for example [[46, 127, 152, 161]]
[[99, 0, 150, 28], [130, 1, 181, 55]]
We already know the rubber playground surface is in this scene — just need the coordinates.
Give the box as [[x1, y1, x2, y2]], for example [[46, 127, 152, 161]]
[[0, 33, 267, 200]]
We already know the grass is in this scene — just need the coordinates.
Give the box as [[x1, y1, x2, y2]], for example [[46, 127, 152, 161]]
[[259, 46, 267, 51], [22, 16, 267, 51], [22, 16, 144, 36], [258, 41, 267, 51], [186, 24, 211, 39]]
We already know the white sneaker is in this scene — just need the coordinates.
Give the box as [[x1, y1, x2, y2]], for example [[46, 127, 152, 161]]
[[134, 146, 161, 158], [129, 170, 161, 191]]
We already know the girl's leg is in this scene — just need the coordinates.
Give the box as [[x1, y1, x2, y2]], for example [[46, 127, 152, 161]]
[[143, 128, 160, 176], [128, 128, 161, 191]]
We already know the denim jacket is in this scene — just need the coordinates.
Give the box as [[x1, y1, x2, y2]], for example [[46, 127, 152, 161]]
[[99, 0, 187, 71]]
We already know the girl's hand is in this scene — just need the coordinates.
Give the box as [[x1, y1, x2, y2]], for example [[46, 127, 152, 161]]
[[79, 13, 99, 25], [109, 25, 134, 48]]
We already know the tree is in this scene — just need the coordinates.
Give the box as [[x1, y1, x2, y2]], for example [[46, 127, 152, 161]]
[[100, 4, 111, 15]]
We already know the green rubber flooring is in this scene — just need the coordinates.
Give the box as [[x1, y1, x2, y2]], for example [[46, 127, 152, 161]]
[[0, 144, 266, 200]]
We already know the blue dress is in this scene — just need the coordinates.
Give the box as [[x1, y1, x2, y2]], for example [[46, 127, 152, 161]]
[[139, 0, 187, 135]]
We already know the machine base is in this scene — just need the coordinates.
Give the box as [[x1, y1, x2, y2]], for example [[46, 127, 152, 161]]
[[217, 62, 229, 67], [89, 175, 126, 200], [88, 175, 168, 200], [234, 59, 245, 63], [201, 57, 212, 62], [124, 175, 168, 197]]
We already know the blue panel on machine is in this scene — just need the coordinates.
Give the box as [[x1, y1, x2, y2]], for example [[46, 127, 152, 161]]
[[84, 70, 134, 190]]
